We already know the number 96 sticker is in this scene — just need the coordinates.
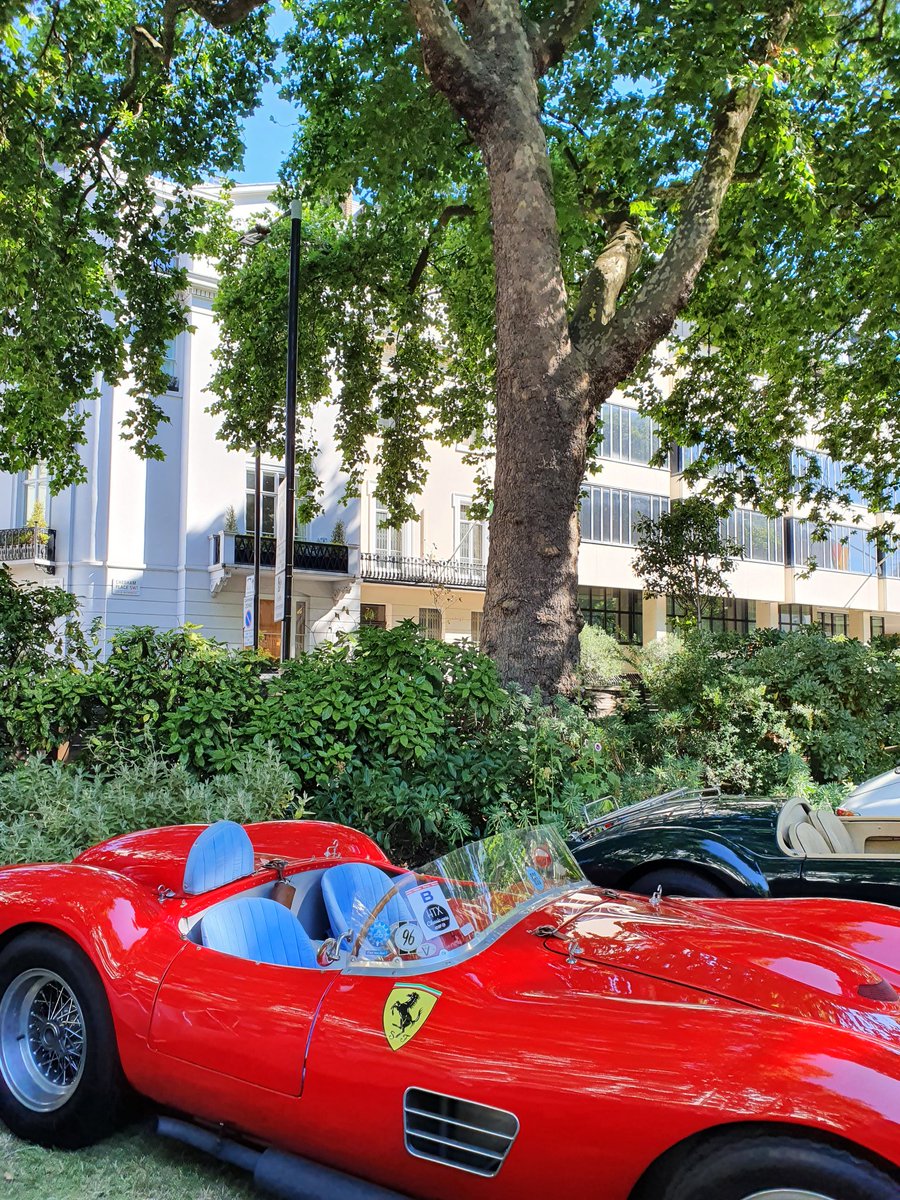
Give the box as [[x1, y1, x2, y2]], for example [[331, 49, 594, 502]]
[[391, 921, 424, 954]]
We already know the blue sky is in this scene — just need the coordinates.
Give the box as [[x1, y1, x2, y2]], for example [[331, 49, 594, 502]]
[[234, 6, 297, 185]]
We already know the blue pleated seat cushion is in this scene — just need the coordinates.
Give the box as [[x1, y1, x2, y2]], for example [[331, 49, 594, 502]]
[[183, 820, 255, 895], [200, 896, 318, 968], [322, 863, 413, 954]]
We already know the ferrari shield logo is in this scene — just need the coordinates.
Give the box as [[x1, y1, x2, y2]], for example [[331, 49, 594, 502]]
[[382, 984, 441, 1051]]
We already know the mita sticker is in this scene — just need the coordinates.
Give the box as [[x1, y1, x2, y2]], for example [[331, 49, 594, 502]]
[[405, 882, 461, 937]]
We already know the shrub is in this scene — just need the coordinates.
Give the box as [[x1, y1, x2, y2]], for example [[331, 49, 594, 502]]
[[578, 624, 634, 688], [0, 744, 299, 866]]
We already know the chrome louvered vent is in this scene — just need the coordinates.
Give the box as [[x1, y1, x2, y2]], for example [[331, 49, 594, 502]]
[[403, 1088, 519, 1178]]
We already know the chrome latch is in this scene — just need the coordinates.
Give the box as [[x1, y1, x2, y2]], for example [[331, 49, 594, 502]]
[[649, 884, 663, 908], [157, 885, 176, 903]]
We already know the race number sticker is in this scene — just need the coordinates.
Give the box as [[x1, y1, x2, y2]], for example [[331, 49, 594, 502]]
[[405, 882, 461, 936], [390, 920, 424, 955]]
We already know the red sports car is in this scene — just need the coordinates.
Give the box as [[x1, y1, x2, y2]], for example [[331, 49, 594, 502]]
[[1, 819, 899, 1200]]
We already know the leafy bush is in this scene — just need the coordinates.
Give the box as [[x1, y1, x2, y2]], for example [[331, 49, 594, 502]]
[[578, 624, 633, 688], [0, 623, 618, 861], [0, 567, 96, 672], [615, 628, 900, 794], [0, 744, 299, 866]]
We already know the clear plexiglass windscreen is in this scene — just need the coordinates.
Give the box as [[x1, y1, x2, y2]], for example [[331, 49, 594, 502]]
[[347, 825, 585, 966]]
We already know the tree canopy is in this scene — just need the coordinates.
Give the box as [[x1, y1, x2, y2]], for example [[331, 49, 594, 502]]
[[0, 0, 275, 488]]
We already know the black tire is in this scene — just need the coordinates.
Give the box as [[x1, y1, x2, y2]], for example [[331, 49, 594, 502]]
[[0, 929, 127, 1148], [662, 1132, 900, 1200], [629, 867, 728, 899]]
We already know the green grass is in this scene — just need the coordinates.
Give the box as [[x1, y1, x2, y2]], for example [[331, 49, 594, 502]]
[[1, 1123, 259, 1200]]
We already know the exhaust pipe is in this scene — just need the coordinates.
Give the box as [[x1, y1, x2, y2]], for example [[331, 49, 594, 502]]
[[157, 1116, 412, 1200]]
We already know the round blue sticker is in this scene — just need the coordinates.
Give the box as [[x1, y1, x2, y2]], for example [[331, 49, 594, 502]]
[[525, 866, 545, 892]]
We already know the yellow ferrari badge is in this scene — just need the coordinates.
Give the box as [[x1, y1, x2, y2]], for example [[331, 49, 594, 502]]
[[382, 984, 441, 1051]]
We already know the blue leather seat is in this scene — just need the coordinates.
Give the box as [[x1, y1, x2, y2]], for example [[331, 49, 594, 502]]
[[200, 896, 318, 968], [322, 863, 412, 952], [183, 820, 255, 895]]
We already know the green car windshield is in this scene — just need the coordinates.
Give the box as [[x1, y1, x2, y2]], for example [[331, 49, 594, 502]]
[[347, 825, 585, 969]]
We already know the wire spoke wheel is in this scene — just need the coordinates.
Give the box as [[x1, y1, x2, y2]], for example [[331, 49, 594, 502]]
[[742, 1193, 835, 1200], [0, 969, 87, 1112]]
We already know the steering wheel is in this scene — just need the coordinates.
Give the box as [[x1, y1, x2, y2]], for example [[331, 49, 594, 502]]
[[351, 873, 426, 958]]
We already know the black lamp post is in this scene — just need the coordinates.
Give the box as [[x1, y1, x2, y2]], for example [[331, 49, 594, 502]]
[[281, 199, 301, 662], [238, 198, 302, 661]]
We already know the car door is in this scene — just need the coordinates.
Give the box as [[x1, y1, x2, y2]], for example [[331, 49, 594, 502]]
[[800, 855, 900, 906], [149, 940, 337, 1096]]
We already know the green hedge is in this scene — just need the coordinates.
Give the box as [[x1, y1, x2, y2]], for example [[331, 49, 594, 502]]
[[0, 623, 617, 860]]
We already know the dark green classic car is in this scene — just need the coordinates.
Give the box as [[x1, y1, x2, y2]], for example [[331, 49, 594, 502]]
[[569, 787, 900, 903]]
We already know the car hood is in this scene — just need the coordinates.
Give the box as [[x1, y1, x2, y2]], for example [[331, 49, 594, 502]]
[[534, 889, 900, 1044], [844, 767, 900, 815], [574, 792, 780, 843]]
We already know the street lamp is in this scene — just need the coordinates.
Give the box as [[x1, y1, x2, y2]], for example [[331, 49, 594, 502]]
[[237, 200, 302, 661]]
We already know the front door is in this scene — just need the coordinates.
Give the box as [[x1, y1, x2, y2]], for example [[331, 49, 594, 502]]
[[800, 856, 900, 906], [149, 941, 336, 1096]]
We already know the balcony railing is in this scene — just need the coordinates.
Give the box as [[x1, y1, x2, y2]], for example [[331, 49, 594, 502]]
[[0, 527, 56, 572], [360, 551, 486, 590], [210, 532, 349, 575]]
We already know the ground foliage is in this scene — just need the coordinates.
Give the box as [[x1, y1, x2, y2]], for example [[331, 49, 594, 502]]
[[0, 623, 613, 860], [2, 621, 896, 862]]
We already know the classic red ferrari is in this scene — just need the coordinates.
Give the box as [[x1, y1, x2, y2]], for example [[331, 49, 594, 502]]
[[1, 819, 900, 1200]]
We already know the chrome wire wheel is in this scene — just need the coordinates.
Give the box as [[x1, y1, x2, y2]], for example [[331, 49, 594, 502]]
[[0, 969, 86, 1112], [742, 1192, 834, 1199]]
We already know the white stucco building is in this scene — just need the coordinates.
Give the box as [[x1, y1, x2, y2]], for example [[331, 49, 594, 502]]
[[2, 182, 898, 654]]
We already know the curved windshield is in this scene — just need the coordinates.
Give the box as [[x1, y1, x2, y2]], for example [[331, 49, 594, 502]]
[[347, 826, 585, 969]]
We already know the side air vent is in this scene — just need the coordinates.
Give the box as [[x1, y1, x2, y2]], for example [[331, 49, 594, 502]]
[[403, 1087, 519, 1178]]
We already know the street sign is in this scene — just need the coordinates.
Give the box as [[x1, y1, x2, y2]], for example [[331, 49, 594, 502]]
[[274, 569, 285, 624], [244, 575, 255, 598], [242, 596, 254, 648]]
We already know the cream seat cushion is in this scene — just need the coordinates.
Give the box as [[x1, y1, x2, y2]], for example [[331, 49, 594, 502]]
[[795, 823, 832, 857], [810, 809, 854, 855]]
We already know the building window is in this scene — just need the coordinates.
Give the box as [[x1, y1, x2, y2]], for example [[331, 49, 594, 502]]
[[818, 610, 849, 638], [722, 510, 784, 564], [871, 616, 886, 640], [580, 486, 669, 546], [457, 501, 487, 564], [779, 604, 814, 632], [791, 521, 877, 574], [791, 449, 865, 506], [245, 466, 310, 539], [578, 587, 643, 643], [882, 548, 900, 579], [418, 608, 442, 640], [600, 403, 662, 466], [470, 610, 483, 645], [668, 596, 756, 635], [375, 502, 403, 557], [360, 603, 387, 630], [163, 338, 179, 392], [22, 463, 51, 525]]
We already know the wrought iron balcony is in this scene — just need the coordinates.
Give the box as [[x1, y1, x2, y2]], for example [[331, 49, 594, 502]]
[[210, 532, 349, 575], [0, 527, 56, 573], [360, 551, 486, 590]]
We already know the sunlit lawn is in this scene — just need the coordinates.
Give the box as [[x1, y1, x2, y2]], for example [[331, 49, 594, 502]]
[[1, 1122, 258, 1200]]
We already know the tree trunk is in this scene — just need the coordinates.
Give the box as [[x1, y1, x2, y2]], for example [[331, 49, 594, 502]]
[[472, 23, 593, 696]]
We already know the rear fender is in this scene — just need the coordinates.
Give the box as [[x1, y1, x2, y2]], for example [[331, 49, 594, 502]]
[[0, 863, 182, 1060], [617, 830, 770, 897]]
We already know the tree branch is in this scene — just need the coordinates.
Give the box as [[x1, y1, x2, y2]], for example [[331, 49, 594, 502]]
[[575, 6, 795, 376], [531, 0, 599, 77], [407, 0, 489, 118], [407, 203, 474, 292], [570, 216, 644, 333]]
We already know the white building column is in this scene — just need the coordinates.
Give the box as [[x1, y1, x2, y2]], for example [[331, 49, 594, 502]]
[[642, 594, 668, 645]]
